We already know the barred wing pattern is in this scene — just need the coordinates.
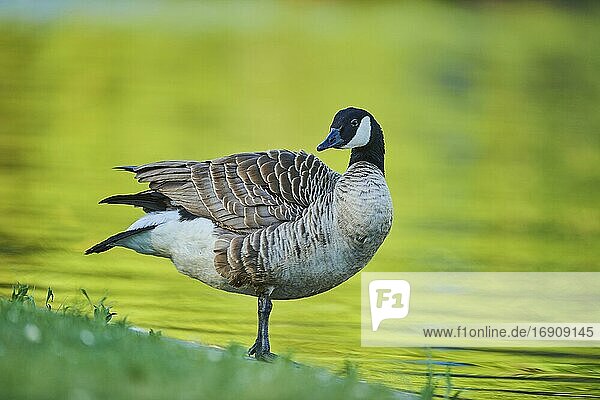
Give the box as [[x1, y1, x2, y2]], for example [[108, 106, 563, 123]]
[[128, 150, 341, 288]]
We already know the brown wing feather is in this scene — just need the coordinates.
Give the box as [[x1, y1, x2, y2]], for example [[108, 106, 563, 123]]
[[130, 150, 339, 231], [128, 150, 340, 288]]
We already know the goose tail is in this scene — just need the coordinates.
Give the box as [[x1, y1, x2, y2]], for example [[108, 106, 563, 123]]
[[85, 226, 154, 255], [99, 190, 171, 212]]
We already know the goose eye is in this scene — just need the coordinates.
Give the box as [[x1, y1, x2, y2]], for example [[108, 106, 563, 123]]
[[350, 119, 359, 127]]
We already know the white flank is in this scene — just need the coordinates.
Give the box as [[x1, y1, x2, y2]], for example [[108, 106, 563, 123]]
[[149, 217, 224, 285], [119, 211, 241, 292], [127, 210, 181, 230], [342, 115, 371, 149]]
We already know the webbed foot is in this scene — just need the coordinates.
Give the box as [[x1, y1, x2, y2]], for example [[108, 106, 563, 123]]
[[248, 341, 277, 362]]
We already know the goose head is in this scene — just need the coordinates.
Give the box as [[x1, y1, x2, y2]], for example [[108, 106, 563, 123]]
[[317, 107, 385, 174]]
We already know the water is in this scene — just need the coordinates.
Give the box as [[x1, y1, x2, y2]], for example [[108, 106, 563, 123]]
[[0, 2, 599, 398]]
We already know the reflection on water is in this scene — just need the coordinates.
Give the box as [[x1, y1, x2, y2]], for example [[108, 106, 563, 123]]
[[0, 2, 599, 399]]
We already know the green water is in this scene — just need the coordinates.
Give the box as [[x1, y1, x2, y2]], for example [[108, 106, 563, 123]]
[[0, 2, 599, 398]]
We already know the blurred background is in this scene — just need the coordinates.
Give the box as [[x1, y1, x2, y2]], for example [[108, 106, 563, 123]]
[[0, 1, 598, 398]]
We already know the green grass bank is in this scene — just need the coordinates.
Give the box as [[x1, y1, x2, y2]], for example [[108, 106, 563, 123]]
[[0, 285, 432, 400]]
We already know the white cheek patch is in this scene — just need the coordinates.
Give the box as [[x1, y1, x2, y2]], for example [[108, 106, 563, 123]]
[[342, 116, 371, 149]]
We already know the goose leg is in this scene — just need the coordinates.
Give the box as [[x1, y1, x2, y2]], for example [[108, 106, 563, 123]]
[[248, 295, 276, 361]]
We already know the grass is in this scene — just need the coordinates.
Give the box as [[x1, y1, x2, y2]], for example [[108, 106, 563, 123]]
[[0, 284, 423, 400]]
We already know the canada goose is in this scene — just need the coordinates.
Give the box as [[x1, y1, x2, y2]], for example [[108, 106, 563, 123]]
[[86, 107, 393, 360]]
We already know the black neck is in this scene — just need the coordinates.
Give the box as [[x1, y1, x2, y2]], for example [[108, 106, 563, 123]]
[[349, 125, 385, 175]]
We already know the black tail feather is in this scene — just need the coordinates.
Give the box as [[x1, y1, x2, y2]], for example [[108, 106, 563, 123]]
[[114, 165, 137, 172], [85, 226, 154, 255], [100, 190, 172, 212]]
